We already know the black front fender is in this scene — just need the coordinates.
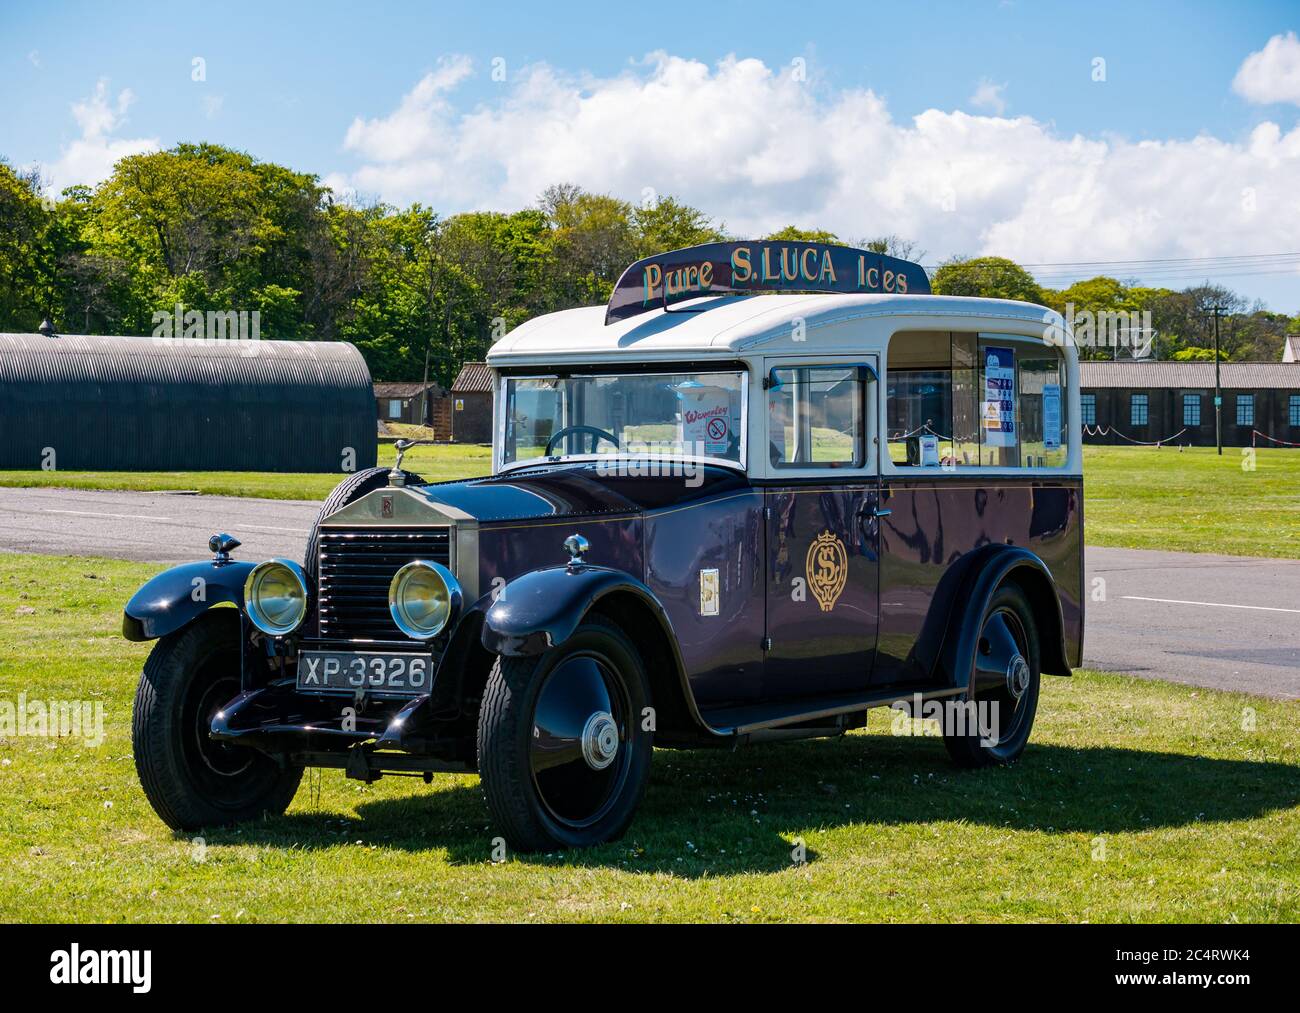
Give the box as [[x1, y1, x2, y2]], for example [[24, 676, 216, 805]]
[[122, 560, 255, 642], [481, 564, 666, 656]]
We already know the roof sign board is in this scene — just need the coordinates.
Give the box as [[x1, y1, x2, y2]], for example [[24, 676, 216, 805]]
[[605, 240, 932, 325]]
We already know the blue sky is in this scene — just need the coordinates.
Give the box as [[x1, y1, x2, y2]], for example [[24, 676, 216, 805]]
[[3, 0, 1299, 310]]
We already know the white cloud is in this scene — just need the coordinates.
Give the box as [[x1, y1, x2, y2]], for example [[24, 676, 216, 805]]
[[1233, 32, 1300, 106], [344, 55, 473, 165], [28, 50, 41, 69], [334, 52, 1300, 290], [45, 78, 158, 193], [71, 79, 135, 137], [969, 78, 1007, 115]]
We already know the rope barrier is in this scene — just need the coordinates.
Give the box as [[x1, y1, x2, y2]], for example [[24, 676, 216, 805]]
[[1085, 425, 1300, 449], [892, 423, 956, 442], [1082, 424, 1187, 447], [1252, 429, 1300, 448]]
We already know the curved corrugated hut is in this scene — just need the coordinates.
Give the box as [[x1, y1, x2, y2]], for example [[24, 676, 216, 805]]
[[0, 332, 378, 472]]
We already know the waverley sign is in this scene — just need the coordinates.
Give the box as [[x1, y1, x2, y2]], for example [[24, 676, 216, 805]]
[[605, 240, 931, 324]]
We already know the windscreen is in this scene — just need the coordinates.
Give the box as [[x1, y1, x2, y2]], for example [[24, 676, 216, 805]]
[[501, 371, 746, 467]]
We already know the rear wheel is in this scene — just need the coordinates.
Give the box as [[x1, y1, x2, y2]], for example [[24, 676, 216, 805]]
[[132, 610, 302, 831], [477, 617, 652, 851], [943, 584, 1041, 768]]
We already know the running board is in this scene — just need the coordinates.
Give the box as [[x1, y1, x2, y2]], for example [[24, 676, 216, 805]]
[[699, 684, 966, 737]]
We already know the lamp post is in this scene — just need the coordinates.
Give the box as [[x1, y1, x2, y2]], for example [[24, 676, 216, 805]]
[[1210, 306, 1223, 456]]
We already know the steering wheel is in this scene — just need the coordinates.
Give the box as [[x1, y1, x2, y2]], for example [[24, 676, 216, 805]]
[[545, 425, 620, 456]]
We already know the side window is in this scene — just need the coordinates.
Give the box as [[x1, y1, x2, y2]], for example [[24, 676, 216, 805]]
[[1183, 394, 1201, 427], [886, 331, 1068, 470], [767, 366, 864, 468], [1080, 393, 1097, 426], [1015, 352, 1066, 469], [1289, 395, 1300, 427], [388, 399, 403, 419], [1236, 394, 1254, 426], [1130, 394, 1149, 426]]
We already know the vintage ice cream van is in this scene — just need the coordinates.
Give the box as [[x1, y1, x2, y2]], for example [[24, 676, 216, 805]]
[[124, 241, 1083, 851]]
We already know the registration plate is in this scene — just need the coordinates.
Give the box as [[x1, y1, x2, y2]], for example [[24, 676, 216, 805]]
[[296, 650, 433, 696]]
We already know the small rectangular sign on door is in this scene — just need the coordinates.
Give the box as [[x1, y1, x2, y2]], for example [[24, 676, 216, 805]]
[[699, 568, 720, 615]]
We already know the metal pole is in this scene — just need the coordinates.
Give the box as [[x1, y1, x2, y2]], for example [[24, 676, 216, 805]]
[[1212, 307, 1223, 456]]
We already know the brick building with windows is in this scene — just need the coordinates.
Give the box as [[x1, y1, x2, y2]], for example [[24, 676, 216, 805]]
[[1078, 361, 1300, 447]]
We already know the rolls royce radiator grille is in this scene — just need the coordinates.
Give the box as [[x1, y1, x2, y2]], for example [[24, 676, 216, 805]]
[[317, 527, 452, 640]]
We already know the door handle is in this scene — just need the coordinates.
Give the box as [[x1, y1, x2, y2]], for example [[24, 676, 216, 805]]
[[856, 502, 889, 546]]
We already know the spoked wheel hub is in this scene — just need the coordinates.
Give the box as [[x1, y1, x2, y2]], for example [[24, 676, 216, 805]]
[[530, 653, 631, 829], [943, 586, 1042, 768], [190, 674, 254, 778], [581, 711, 620, 770], [1006, 654, 1031, 700], [972, 605, 1034, 747]]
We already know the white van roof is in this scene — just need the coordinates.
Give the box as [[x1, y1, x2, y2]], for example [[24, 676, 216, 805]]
[[487, 293, 1066, 366]]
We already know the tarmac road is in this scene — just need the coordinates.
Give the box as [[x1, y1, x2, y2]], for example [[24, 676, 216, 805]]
[[0, 486, 319, 566], [1084, 546, 1299, 700], [1, 486, 1297, 700]]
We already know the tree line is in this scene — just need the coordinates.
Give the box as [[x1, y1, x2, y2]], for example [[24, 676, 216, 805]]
[[2, 144, 1296, 385], [928, 256, 1297, 362]]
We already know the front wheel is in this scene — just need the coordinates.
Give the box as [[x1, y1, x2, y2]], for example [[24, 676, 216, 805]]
[[132, 610, 302, 831], [943, 584, 1041, 768], [477, 617, 652, 851]]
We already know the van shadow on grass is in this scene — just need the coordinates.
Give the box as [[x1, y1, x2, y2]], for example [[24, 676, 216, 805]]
[[208, 735, 1299, 877]]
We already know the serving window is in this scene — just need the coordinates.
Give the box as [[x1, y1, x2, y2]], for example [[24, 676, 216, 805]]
[[886, 331, 1068, 470]]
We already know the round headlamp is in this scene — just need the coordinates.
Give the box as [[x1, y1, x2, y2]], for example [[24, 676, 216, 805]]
[[389, 560, 461, 640], [243, 559, 308, 636]]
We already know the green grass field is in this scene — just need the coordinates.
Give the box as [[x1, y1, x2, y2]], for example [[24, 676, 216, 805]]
[[2, 443, 1298, 557], [1082, 445, 1300, 558], [1, 553, 1296, 923]]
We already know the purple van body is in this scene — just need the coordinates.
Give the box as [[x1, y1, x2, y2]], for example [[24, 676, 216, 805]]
[[421, 463, 1083, 717]]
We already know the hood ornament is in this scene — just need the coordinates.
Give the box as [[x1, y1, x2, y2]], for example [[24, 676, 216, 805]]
[[389, 439, 418, 487]]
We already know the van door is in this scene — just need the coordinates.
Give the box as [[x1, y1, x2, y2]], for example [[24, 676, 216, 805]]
[[761, 358, 881, 700]]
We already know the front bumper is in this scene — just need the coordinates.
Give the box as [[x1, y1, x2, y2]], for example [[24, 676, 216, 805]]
[[210, 637, 476, 779]]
